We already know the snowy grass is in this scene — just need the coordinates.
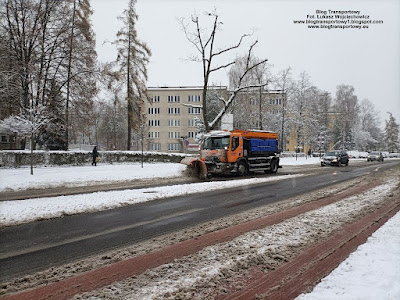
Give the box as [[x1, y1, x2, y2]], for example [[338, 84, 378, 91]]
[[0, 163, 187, 191], [0, 157, 322, 192]]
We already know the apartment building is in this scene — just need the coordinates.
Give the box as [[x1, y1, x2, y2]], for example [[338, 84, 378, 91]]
[[145, 86, 287, 153], [145, 86, 228, 153]]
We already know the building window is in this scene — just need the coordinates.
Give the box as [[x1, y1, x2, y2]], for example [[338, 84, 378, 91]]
[[148, 132, 160, 139], [188, 107, 201, 114], [1, 135, 8, 143], [148, 107, 160, 114], [187, 131, 198, 139], [148, 120, 160, 126], [168, 107, 180, 115], [188, 119, 197, 127], [188, 95, 201, 102], [151, 96, 160, 103], [168, 132, 181, 139], [168, 95, 180, 103], [150, 143, 161, 151], [270, 98, 282, 105], [168, 120, 181, 127], [168, 143, 181, 151]]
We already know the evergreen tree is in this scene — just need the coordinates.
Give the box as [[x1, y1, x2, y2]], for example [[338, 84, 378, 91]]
[[384, 113, 399, 152], [114, 0, 151, 150]]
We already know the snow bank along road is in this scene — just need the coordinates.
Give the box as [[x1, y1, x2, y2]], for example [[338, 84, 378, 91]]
[[0, 160, 399, 299]]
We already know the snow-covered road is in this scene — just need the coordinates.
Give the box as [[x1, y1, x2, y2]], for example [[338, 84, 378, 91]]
[[0, 158, 399, 299]]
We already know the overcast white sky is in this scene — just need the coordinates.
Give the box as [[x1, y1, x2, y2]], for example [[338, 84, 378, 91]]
[[91, 0, 400, 125]]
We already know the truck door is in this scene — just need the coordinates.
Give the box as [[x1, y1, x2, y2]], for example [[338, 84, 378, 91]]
[[228, 134, 242, 163]]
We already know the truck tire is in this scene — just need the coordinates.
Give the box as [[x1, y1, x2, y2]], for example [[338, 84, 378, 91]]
[[269, 159, 278, 173], [237, 161, 248, 176]]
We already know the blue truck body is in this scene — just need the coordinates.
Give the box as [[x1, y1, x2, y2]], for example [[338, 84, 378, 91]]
[[249, 138, 278, 153]]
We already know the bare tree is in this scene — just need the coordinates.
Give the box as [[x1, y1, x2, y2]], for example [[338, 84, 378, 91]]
[[332, 84, 359, 149], [228, 54, 272, 130], [273, 67, 292, 151], [355, 99, 381, 150], [289, 71, 312, 152], [180, 10, 268, 131], [306, 87, 332, 152], [1, 0, 97, 150], [0, 105, 52, 174]]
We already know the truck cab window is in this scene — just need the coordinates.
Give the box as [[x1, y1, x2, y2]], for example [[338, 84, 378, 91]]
[[203, 136, 230, 150], [231, 136, 239, 151]]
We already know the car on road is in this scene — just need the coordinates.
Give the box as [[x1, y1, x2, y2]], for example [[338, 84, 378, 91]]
[[320, 150, 349, 167], [367, 152, 384, 162], [312, 151, 325, 157]]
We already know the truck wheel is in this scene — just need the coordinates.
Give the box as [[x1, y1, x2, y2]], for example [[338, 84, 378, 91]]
[[269, 159, 278, 173], [237, 161, 248, 176]]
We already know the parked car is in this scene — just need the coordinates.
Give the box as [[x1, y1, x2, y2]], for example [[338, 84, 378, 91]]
[[367, 152, 384, 162], [321, 150, 349, 167], [312, 151, 325, 157]]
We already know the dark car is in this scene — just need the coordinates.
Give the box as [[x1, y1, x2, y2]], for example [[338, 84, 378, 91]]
[[321, 150, 349, 167], [367, 152, 384, 162]]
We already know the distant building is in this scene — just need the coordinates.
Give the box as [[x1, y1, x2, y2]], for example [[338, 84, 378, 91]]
[[144, 86, 286, 153], [0, 133, 24, 150], [145, 86, 287, 153], [145, 86, 228, 153], [286, 111, 339, 153]]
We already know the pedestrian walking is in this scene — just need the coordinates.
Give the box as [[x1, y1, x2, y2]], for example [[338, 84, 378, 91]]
[[92, 146, 99, 166]]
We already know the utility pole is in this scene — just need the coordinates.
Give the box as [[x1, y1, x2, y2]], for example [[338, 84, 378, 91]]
[[280, 90, 286, 152]]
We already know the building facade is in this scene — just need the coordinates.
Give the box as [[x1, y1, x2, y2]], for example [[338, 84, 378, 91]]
[[145, 86, 228, 153], [145, 86, 287, 153]]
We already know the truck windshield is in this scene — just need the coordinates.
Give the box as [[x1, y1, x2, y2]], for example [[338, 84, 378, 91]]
[[203, 136, 230, 150]]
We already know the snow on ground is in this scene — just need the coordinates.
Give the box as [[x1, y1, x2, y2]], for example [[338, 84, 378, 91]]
[[0, 163, 187, 191], [73, 180, 400, 300], [1, 157, 399, 299], [296, 209, 400, 300], [0, 157, 321, 225], [0, 157, 322, 192]]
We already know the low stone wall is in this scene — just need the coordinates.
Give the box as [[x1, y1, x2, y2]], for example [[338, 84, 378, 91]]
[[0, 150, 190, 168]]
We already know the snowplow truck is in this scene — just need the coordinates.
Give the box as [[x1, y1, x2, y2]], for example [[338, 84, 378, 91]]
[[181, 129, 280, 179]]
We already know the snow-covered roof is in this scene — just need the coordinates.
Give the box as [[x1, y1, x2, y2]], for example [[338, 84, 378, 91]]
[[204, 131, 231, 137]]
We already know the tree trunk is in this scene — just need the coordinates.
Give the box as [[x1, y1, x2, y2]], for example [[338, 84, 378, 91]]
[[127, 28, 132, 150]]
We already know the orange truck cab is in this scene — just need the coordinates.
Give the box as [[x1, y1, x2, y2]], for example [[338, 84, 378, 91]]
[[199, 129, 280, 176]]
